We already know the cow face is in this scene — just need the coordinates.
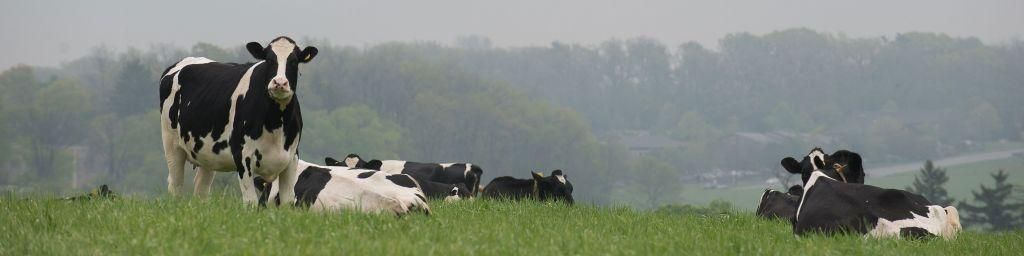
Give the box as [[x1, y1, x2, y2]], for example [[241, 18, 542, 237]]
[[781, 148, 864, 185], [246, 36, 318, 106], [324, 154, 368, 168], [444, 184, 471, 202], [532, 170, 574, 204]]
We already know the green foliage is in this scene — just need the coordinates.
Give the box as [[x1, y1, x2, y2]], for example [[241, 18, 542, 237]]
[[300, 105, 403, 163], [629, 156, 683, 208], [958, 170, 1024, 231], [906, 160, 956, 206]]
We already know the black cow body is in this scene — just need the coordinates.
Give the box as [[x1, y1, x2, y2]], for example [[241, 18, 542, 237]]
[[159, 36, 317, 204], [325, 156, 473, 200], [755, 185, 802, 220], [794, 171, 961, 239], [482, 170, 574, 204]]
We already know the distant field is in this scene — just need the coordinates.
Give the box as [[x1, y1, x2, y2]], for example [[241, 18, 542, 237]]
[[1, 196, 1022, 255], [676, 157, 1024, 210]]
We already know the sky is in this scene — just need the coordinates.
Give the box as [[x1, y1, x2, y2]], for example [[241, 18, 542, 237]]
[[1, 0, 1022, 69]]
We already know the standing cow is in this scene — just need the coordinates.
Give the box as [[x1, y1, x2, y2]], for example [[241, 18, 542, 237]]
[[159, 36, 317, 204]]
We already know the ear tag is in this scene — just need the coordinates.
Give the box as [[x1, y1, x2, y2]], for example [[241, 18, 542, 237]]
[[304, 55, 312, 61]]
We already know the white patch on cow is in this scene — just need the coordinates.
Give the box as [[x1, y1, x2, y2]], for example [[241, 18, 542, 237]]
[[795, 171, 835, 221], [163, 57, 214, 77], [275, 160, 430, 214], [344, 157, 359, 167], [378, 160, 408, 174], [866, 205, 960, 240], [440, 163, 454, 168], [807, 149, 826, 170], [555, 174, 566, 184], [464, 164, 473, 176]]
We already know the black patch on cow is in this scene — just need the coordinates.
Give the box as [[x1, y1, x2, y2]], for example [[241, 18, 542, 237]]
[[386, 175, 418, 188], [293, 166, 331, 207], [325, 157, 343, 166], [365, 160, 383, 170], [212, 141, 228, 154], [190, 151, 198, 160], [899, 227, 930, 239], [415, 193, 427, 203], [254, 150, 263, 168], [357, 171, 375, 179], [254, 176, 272, 207]]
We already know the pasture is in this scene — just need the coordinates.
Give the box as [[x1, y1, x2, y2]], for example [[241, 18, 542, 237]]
[[2, 194, 1021, 255]]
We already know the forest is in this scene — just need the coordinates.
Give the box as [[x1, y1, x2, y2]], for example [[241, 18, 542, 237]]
[[1, 29, 1021, 206]]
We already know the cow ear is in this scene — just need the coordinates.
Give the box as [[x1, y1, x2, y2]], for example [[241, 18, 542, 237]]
[[246, 42, 266, 60], [551, 169, 563, 176], [298, 46, 318, 63], [781, 157, 801, 174], [324, 157, 342, 166], [532, 171, 545, 180], [365, 160, 383, 170]]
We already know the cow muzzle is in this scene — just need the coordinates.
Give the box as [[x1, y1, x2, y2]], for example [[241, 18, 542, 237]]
[[268, 77, 293, 102]]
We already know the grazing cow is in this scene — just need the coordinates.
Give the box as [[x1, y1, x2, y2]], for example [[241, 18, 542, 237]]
[[258, 160, 430, 215], [794, 171, 961, 239], [325, 157, 470, 200], [781, 148, 864, 185], [328, 155, 484, 196], [159, 36, 317, 204], [755, 185, 802, 220], [482, 170, 574, 204]]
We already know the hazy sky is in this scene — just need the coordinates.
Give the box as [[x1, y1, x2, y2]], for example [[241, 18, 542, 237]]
[[2, 0, 1022, 69]]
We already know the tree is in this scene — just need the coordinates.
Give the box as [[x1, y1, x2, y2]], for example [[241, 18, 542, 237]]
[[905, 160, 955, 206], [110, 52, 154, 116], [21, 78, 94, 185], [631, 156, 682, 208], [957, 170, 1023, 231]]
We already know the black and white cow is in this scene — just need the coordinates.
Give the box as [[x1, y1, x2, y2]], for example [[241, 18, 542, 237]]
[[781, 148, 864, 185], [794, 171, 961, 239], [758, 148, 864, 220], [482, 170, 574, 204], [755, 185, 803, 220], [258, 160, 430, 215], [328, 155, 484, 196], [325, 156, 471, 200], [159, 36, 317, 204]]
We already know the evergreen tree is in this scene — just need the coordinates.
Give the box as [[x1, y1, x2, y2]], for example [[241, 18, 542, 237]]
[[905, 160, 955, 206], [957, 170, 1023, 231]]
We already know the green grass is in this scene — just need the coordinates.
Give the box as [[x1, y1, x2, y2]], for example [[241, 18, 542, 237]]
[[2, 195, 1022, 255]]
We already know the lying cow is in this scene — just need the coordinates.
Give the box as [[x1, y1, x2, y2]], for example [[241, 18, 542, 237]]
[[258, 160, 430, 215], [794, 171, 961, 239], [325, 157, 469, 201], [327, 155, 484, 196], [482, 170, 574, 204], [759, 148, 865, 220], [755, 185, 802, 220]]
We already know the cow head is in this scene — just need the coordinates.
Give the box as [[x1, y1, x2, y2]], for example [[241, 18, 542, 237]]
[[246, 36, 318, 106], [325, 154, 367, 168], [781, 148, 864, 185], [531, 170, 574, 204], [444, 184, 471, 202]]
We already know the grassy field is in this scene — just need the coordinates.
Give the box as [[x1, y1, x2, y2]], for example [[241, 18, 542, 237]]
[[675, 157, 1024, 210], [2, 195, 1022, 255]]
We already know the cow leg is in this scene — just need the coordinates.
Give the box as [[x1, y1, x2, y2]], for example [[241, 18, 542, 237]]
[[193, 167, 215, 199], [162, 135, 187, 196], [275, 156, 298, 206], [237, 170, 259, 206]]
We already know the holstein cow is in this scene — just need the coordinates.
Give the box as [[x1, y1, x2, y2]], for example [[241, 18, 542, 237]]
[[794, 171, 961, 239], [257, 160, 430, 215], [758, 148, 864, 220], [159, 36, 317, 204], [482, 170, 574, 204], [325, 157, 471, 200], [328, 155, 484, 196]]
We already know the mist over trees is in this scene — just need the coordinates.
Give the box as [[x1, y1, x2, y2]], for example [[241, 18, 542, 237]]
[[0, 29, 1021, 207]]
